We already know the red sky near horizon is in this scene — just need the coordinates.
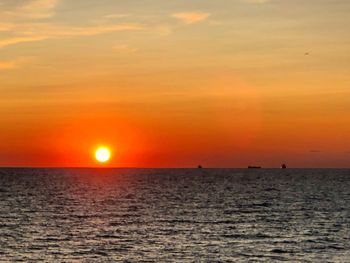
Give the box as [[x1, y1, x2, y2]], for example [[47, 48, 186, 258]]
[[1, 0, 350, 168]]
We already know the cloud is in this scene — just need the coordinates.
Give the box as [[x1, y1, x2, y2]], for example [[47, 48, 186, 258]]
[[0, 23, 15, 31], [19, 0, 59, 19], [0, 23, 144, 48], [103, 14, 131, 20], [0, 1, 144, 48], [0, 36, 48, 48], [2, 0, 60, 20], [92, 13, 131, 24], [35, 23, 144, 37], [0, 57, 34, 71], [113, 44, 138, 54], [154, 24, 173, 36], [172, 12, 210, 24]]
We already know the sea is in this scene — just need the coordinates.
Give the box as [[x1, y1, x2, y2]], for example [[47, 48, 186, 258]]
[[0, 168, 349, 262]]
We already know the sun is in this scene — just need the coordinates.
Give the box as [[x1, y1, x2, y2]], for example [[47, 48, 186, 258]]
[[95, 147, 111, 163]]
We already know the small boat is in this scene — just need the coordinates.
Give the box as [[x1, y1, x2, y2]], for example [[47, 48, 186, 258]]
[[198, 165, 203, 169], [248, 166, 261, 169], [281, 164, 287, 169]]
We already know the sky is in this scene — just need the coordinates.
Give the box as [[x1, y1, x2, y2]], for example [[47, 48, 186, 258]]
[[1, 0, 350, 168]]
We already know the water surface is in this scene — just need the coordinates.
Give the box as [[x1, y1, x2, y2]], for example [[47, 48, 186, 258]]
[[0, 168, 349, 262]]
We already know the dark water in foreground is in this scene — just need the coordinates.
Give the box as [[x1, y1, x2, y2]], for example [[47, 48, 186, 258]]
[[0, 168, 349, 262]]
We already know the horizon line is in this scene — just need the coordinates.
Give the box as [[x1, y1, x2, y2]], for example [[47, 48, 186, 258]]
[[0, 166, 349, 169]]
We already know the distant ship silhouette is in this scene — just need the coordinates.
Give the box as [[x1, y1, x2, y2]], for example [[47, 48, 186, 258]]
[[281, 164, 287, 169], [248, 166, 261, 169], [198, 165, 203, 169]]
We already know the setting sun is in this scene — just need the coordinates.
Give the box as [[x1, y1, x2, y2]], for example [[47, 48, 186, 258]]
[[95, 147, 111, 163]]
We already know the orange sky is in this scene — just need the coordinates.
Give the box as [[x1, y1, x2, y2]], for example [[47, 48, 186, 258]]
[[1, 0, 350, 167]]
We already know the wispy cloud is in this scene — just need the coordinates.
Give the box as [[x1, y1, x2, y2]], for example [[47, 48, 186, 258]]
[[0, 22, 17, 31], [103, 14, 131, 20], [33, 23, 144, 37], [2, 0, 60, 20], [19, 0, 59, 19], [172, 12, 211, 24], [0, 23, 144, 48], [0, 57, 34, 71], [154, 24, 173, 36], [92, 13, 131, 24], [113, 44, 138, 54], [0, 1, 144, 48]]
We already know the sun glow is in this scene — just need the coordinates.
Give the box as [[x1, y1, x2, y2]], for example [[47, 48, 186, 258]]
[[95, 147, 111, 163]]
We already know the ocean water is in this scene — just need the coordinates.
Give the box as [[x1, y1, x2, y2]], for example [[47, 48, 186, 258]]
[[0, 168, 349, 262]]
